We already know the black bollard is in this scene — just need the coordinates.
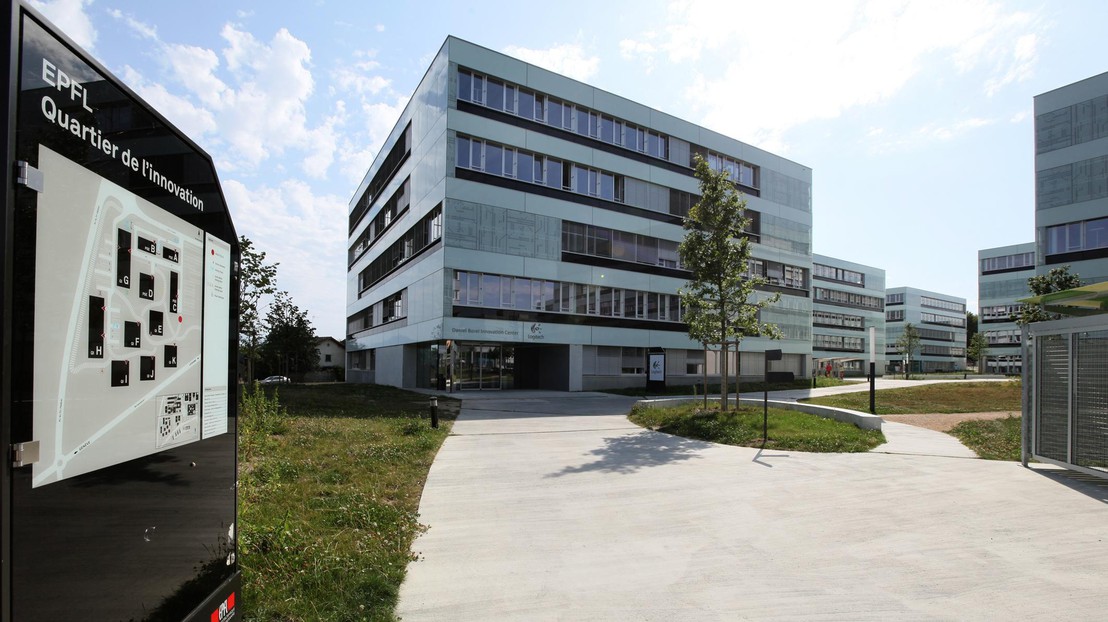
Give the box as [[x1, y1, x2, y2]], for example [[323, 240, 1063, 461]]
[[430, 396, 439, 429]]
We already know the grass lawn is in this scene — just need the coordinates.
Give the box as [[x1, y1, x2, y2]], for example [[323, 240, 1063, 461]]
[[629, 402, 885, 453], [803, 381, 1022, 415], [238, 382, 457, 621], [949, 416, 1022, 461], [604, 376, 849, 397]]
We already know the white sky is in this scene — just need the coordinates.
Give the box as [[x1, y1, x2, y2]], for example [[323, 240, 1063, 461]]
[[27, 0, 1108, 337]]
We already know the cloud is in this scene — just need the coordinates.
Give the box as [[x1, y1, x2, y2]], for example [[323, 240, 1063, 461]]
[[106, 8, 157, 40], [501, 42, 599, 82], [223, 179, 348, 336], [28, 0, 97, 50], [622, 0, 1043, 152], [866, 116, 996, 153]]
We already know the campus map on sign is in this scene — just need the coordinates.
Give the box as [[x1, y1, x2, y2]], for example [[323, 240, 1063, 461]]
[[31, 146, 214, 487]]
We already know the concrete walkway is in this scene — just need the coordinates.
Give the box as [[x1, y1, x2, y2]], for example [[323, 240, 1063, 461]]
[[398, 390, 1108, 620]]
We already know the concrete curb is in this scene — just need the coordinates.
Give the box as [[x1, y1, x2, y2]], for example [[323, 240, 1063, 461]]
[[637, 396, 883, 431]]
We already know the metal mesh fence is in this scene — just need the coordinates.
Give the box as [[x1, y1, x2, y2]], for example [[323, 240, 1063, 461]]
[[1036, 334, 1069, 462], [1075, 331, 1108, 470]]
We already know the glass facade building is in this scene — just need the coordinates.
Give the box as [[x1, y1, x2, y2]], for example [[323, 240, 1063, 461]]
[[811, 254, 886, 377], [885, 287, 967, 374], [977, 243, 1034, 374], [346, 37, 814, 390], [1035, 71, 1108, 287]]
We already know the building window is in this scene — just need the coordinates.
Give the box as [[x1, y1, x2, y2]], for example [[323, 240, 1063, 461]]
[[980, 252, 1034, 274], [813, 263, 864, 286], [452, 270, 683, 324], [920, 296, 965, 313], [1046, 217, 1108, 256], [886, 293, 904, 305], [814, 287, 883, 310], [325, 354, 332, 363], [921, 312, 965, 328], [886, 309, 904, 322]]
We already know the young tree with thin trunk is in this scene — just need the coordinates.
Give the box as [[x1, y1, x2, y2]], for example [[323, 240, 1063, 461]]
[[239, 236, 278, 382], [895, 323, 921, 380], [679, 155, 781, 411]]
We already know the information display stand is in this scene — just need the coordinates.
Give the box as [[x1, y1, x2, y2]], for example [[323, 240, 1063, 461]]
[[2, 3, 240, 620]]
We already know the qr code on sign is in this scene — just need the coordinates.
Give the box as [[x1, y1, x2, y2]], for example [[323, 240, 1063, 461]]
[[155, 392, 200, 448]]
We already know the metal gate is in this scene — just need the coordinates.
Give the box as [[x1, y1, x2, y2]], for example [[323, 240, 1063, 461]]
[[1023, 315, 1108, 478]]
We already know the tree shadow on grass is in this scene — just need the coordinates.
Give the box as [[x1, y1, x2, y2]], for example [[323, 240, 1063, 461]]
[[546, 430, 708, 478]]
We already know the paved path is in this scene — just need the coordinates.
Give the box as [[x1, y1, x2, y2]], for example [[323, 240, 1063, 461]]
[[398, 390, 1108, 620]]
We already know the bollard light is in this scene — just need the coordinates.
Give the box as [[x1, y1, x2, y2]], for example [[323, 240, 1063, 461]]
[[429, 396, 439, 429]]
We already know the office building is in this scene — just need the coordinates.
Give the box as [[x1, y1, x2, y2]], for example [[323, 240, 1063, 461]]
[[885, 287, 966, 373], [345, 36, 814, 391], [1035, 71, 1108, 286], [977, 243, 1034, 374], [811, 254, 885, 377]]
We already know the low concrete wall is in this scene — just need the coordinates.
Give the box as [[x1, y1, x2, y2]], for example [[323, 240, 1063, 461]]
[[638, 397, 882, 431]]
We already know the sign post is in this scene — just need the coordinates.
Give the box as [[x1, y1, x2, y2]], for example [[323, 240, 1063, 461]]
[[646, 348, 666, 395], [2, 4, 240, 620], [763, 349, 783, 445]]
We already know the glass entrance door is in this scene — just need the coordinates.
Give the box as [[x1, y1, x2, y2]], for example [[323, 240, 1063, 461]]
[[452, 343, 511, 388]]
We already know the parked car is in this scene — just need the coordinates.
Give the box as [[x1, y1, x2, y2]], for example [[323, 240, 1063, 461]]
[[259, 375, 291, 385]]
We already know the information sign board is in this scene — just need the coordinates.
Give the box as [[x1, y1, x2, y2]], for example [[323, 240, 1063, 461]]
[[3, 3, 240, 620]]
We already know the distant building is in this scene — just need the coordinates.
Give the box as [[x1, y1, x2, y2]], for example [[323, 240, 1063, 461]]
[[1034, 71, 1108, 287], [977, 243, 1034, 374], [316, 336, 345, 369], [885, 287, 966, 373], [811, 254, 885, 377], [344, 36, 814, 390]]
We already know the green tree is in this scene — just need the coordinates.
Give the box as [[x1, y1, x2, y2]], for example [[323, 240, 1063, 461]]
[[966, 311, 978, 344], [966, 331, 988, 373], [679, 155, 781, 410], [1012, 265, 1082, 325], [239, 236, 278, 382], [895, 323, 921, 380], [259, 291, 319, 378]]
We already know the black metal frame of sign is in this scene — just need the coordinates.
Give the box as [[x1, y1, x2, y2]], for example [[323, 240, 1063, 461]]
[[2, 2, 240, 620]]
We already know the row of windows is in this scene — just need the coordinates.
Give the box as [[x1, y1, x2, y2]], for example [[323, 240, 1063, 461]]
[[1037, 155, 1108, 210], [985, 329, 1021, 345], [1035, 94, 1108, 155], [814, 287, 884, 310], [813, 310, 865, 329], [350, 122, 411, 232], [458, 135, 625, 201], [704, 151, 757, 188], [886, 293, 904, 305], [585, 346, 650, 376], [347, 288, 406, 336], [357, 206, 443, 296], [1045, 217, 1108, 256], [457, 68, 766, 192], [754, 260, 808, 290], [814, 334, 864, 352], [921, 345, 966, 357], [921, 312, 966, 328], [920, 296, 965, 313], [918, 327, 956, 342], [980, 251, 1034, 274], [562, 222, 681, 268], [813, 263, 865, 286], [459, 69, 670, 160], [349, 178, 410, 266], [454, 270, 684, 322], [885, 343, 966, 357], [348, 349, 375, 371], [981, 304, 1023, 322], [886, 309, 904, 321], [459, 68, 684, 162]]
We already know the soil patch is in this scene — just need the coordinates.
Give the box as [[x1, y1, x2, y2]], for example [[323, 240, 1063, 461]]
[[882, 411, 1019, 433]]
